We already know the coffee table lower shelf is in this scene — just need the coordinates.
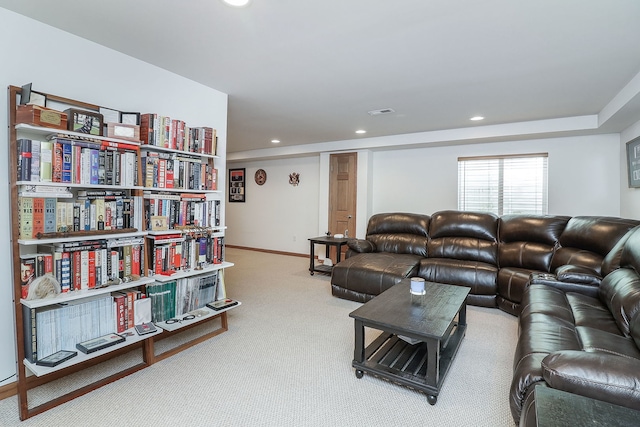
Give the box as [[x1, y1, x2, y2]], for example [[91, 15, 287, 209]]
[[353, 323, 466, 404]]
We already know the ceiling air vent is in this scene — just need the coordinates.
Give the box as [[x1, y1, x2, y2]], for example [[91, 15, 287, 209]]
[[367, 108, 395, 116]]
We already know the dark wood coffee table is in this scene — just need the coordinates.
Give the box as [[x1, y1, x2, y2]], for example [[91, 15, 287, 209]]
[[349, 280, 469, 404]]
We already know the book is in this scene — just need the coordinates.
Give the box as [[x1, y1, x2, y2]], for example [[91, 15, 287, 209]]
[[61, 141, 72, 183], [20, 255, 36, 299], [17, 138, 32, 181], [22, 305, 37, 363], [52, 141, 63, 182], [30, 140, 41, 182], [43, 198, 57, 233], [18, 197, 33, 239], [32, 198, 45, 238], [39, 141, 53, 182]]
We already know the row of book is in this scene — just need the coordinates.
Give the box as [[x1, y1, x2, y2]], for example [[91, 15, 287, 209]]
[[24, 289, 147, 363], [17, 194, 142, 239], [142, 151, 218, 191], [140, 113, 216, 155], [144, 194, 220, 230], [20, 237, 145, 299], [17, 138, 138, 187], [25, 294, 116, 362], [150, 234, 224, 275], [146, 272, 219, 323]]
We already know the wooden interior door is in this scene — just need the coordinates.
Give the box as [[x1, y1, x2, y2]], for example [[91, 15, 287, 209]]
[[328, 152, 357, 263]]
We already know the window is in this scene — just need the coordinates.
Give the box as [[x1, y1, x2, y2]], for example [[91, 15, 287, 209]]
[[458, 153, 548, 215]]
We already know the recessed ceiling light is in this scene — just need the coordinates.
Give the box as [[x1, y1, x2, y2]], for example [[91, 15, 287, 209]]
[[355, 130, 367, 134], [271, 139, 280, 143], [470, 116, 485, 121], [222, 0, 250, 7]]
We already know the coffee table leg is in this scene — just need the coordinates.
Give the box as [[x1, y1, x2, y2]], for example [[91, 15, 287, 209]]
[[354, 320, 365, 378], [425, 337, 440, 404]]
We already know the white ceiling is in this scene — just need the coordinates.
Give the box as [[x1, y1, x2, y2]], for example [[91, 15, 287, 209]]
[[2, 0, 640, 155]]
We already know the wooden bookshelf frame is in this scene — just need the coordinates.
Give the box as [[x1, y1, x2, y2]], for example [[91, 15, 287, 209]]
[[7, 86, 233, 420]]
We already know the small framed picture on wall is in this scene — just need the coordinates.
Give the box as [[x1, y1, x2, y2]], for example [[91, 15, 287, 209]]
[[229, 168, 246, 202], [627, 137, 640, 188]]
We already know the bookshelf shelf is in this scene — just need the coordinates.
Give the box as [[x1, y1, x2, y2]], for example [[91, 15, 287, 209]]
[[8, 85, 232, 420], [150, 261, 234, 283], [18, 230, 147, 246], [141, 143, 219, 159], [21, 277, 155, 308], [15, 123, 143, 146], [23, 325, 162, 377], [155, 301, 240, 332]]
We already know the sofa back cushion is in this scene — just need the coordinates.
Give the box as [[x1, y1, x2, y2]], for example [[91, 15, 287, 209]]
[[498, 215, 569, 270], [427, 210, 499, 264], [552, 217, 640, 275], [366, 212, 430, 257], [599, 226, 640, 337]]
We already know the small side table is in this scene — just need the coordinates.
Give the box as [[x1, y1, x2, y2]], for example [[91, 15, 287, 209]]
[[308, 236, 349, 275], [534, 385, 640, 426]]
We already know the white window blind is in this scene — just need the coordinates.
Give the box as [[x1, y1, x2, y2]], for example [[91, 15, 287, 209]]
[[458, 153, 548, 215]]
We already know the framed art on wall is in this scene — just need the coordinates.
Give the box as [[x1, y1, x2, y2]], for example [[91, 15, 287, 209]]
[[229, 168, 246, 202], [627, 137, 640, 188]]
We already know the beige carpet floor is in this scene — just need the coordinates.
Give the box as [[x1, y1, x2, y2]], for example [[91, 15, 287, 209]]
[[0, 248, 518, 426]]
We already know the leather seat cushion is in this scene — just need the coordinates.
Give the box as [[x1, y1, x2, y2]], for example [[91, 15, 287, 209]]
[[331, 252, 422, 297], [417, 258, 497, 295]]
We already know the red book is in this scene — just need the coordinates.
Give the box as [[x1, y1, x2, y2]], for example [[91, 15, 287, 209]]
[[113, 293, 126, 333], [73, 251, 82, 290], [43, 253, 53, 274], [155, 247, 163, 275], [88, 250, 96, 289], [132, 244, 140, 277]]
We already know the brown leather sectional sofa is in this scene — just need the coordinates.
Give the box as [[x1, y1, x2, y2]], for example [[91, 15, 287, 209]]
[[330, 210, 640, 425]]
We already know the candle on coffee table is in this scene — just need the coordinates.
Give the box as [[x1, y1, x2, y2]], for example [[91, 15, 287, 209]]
[[410, 277, 426, 295]]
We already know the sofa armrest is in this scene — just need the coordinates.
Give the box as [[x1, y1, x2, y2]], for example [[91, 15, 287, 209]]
[[347, 238, 376, 253], [542, 350, 640, 411], [555, 265, 602, 286], [528, 268, 600, 298]]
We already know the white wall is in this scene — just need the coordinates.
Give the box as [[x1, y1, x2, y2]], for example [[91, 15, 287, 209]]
[[225, 156, 320, 254], [226, 133, 624, 255], [372, 134, 622, 217], [0, 8, 228, 386]]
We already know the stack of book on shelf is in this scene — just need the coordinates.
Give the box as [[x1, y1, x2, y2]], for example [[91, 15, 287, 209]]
[[19, 236, 144, 298], [142, 151, 218, 191], [150, 233, 224, 274], [17, 137, 139, 187], [17, 190, 143, 238], [24, 295, 115, 363], [143, 192, 221, 230], [146, 272, 219, 323], [139, 113, 217, 155]]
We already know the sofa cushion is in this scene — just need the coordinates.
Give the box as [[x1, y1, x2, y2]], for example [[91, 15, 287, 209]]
[[542, 351, 640, 412], [552, 217, 640, 275], [366, 212, 430, 256], [598, 268, 640, 337], [330, 252, 422, 301], [417, 258, 497, 296], [429, 210, 499, 242], [576, 326, 640, 359], [555, 265, 601, 285]]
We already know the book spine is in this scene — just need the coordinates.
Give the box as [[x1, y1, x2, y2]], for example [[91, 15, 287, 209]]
[[22, 306, 37, 363], [39, 140, 52, 182], [30, 140, 40, 182], [44, 197, 57, 233], [52, 141, 63, 183], [32, 198, 44, 238], [19, 197, 33, 239]]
